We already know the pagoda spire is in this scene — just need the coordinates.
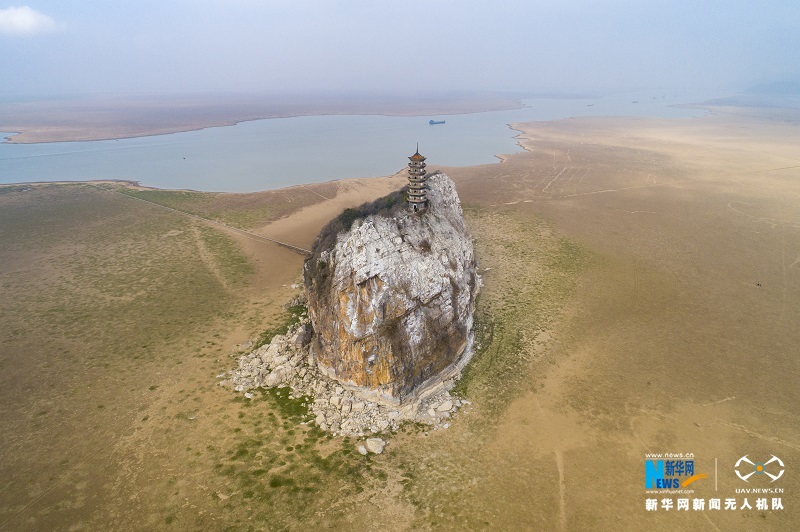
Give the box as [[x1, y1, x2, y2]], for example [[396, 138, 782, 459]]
[[407, 146, 428, 212]]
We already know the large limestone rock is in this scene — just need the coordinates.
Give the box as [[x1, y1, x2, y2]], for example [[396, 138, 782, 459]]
[[304, 173, 480, 406]]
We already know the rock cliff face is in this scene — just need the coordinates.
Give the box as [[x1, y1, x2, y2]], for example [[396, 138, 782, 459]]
[[304, 173, 480, 406]]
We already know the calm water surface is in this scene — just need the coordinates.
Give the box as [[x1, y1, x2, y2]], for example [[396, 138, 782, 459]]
[[0, 90, 724, 192]]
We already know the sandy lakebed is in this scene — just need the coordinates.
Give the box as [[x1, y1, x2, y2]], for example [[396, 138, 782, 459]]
[[1, 106, 798, 530]]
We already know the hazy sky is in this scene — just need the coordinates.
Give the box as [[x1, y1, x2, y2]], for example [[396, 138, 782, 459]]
[[1, 1, 798, 96]]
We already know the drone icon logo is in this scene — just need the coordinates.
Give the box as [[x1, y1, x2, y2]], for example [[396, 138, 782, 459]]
[[735, 455, 785, 482]]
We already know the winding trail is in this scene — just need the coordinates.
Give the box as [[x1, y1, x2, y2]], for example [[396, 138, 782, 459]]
[[109, 187, 312, 256], [190, 224, 233, 293], [555, 450, 567, 530]]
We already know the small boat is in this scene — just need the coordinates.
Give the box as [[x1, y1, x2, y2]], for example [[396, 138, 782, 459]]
[[428, 120, 445, 125]]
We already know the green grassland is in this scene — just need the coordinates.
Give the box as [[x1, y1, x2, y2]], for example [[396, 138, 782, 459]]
[[0, 183, 257, 529], [115, 181, 338, 230], [455, 207, 595, 414]]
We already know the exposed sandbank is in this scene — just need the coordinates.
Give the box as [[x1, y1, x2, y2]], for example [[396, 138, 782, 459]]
[[0, 92, 526, 144]]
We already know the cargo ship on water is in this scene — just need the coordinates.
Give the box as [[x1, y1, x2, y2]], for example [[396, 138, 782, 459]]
[[428, 119, 445, 125]]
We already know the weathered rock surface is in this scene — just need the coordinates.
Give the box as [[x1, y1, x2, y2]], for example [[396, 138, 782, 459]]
[[224, 173, 480, 438], [224, 319, 465, 437], [305, 173, 480, 407]]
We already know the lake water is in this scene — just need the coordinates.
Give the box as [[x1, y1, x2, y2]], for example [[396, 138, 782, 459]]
[[0, 90, 724, 192]]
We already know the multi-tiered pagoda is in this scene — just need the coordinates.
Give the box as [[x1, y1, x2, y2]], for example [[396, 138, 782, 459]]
[[407, 146, 427, 212]]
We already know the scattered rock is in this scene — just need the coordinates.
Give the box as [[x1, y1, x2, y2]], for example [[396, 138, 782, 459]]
[[365, 438, 386, 454], [223, 260, 470, 438], [264, 365, 289, 387], [357, 445, 368, 456]]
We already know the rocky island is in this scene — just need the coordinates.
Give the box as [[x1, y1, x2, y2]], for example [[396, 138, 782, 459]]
[[305, 171, 480, 408], [228, 156, 480, 439]]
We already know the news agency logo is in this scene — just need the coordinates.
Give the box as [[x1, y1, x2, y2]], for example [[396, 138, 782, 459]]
[[645, 453, 788, 513], [645, 458, 707, 489], [735, 455, 784, 483]]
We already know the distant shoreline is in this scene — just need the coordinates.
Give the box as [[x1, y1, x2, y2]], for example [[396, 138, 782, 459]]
[[3, 108, 506, 145], [0, 178, 144, 189], [0, 112, 712, 194], [0, 93, 528, 144], [3, 95, 754, 194]]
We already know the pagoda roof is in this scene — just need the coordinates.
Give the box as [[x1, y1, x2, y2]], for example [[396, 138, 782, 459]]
[[409, 149, 426, 162]]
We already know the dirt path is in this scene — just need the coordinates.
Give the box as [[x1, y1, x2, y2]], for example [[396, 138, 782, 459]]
[[190, 224, 233, 293]]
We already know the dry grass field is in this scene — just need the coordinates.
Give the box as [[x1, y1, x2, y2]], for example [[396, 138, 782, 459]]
[[1, 107, 798, 530]]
